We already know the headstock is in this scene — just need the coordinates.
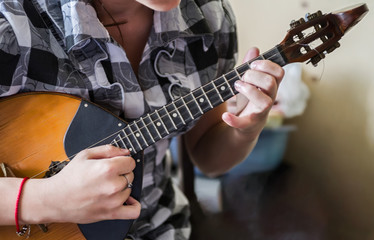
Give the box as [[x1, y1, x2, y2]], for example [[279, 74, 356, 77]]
[[279, 4, 369, 66]]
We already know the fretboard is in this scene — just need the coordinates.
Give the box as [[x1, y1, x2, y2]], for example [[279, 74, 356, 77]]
[[111, 45, 287, 154]]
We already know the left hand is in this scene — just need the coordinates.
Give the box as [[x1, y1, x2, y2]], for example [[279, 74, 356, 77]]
[[222, 47, 285, 138]]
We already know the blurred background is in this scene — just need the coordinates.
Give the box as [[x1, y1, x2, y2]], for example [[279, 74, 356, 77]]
[[175, 1, 374, 239]]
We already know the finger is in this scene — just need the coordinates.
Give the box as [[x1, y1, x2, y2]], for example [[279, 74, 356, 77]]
[[222, 111, 252, 130], [125, 196, 140, 206], [121, 172, 134, 190], [79, 145, 130, 160], [116, 180, 132, 199], [101, 172, 134, 197], [112, 197, 141, 220], [250, 60, 284, 85], [234, 80, 274, 111], [109, 156, 136, 175], [243, 47, 260, 62], [240, 70, 278, 100]]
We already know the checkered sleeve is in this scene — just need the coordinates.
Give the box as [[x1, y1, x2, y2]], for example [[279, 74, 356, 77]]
[[195, 0, 238, 77], [216, 0, 238, 75], [0, 14, 22, 96]]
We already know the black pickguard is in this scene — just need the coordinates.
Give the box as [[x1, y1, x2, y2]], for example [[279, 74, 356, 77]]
[[64, 99, 143, 240]]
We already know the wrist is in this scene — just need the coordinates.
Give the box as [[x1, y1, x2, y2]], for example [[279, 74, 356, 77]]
[[19, 178, 54, 224]]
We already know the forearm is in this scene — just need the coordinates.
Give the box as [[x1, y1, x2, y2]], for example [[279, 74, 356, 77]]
[[185, 120, 259, 178], [0, 178, 49, 225]]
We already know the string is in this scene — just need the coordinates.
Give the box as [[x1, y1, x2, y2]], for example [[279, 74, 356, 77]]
[[28, 58, 254, 178], [296, 42, 326, 82], [94, 34, 329, 146], [110, 41, 325, 147], [30, 35, 327, 179], [317, 58, 325, 82], [95, 0, 125, 46]]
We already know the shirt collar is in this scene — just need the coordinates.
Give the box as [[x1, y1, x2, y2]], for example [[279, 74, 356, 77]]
[[42, 0, 214, 52], [59, 0, 109, 52], [152, 0, 214, 47]]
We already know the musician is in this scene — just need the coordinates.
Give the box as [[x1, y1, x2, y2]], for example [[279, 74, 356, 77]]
[[0, 0, 284, 238]]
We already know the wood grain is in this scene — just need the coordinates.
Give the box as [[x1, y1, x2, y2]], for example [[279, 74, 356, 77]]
[[0, 92, 85, 239]]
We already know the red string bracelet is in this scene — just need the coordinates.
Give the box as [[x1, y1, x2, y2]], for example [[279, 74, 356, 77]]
[[15, 177, 30, 236]]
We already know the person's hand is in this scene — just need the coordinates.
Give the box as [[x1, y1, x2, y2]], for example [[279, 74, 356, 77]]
[[222, 47, 285, 139], [22, 145, 141, 224]]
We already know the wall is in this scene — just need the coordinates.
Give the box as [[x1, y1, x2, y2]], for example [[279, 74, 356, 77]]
[[229, 0, 374, 239]]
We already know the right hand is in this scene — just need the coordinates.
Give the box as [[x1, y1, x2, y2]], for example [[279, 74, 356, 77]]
[[21, 145, 141, 224]]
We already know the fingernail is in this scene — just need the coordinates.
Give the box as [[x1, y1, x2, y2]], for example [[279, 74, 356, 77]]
[[234, 80, 242, 90], [122, 148, 130, 154], [250, 61, 257, 69]]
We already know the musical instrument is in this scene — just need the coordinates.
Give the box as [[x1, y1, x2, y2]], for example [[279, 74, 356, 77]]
[[0, 3, 368, 239]]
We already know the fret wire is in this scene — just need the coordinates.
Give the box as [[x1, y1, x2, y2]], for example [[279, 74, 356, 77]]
[[211, 81, 224, 102], [122, 129, 136, 153], [234, 68, 242, 80], [128, 123, 142, 150], [245, 53, 270, 71], [222, 75, 235, 95], [118, 135, 127, 148], [174, 98, 193, 123], [166, 104, 184, 128], [148, 113, 162, 139], [192, 88, 212, 112], [134, 121, 148, 147], [141, 117, 155, 143], [28, 46, 283, 175], [203, 83, 223, 107], [163, 106, 177, 130], [110, 47, 282, 146], [181, 97, 194, 120], [190, 93, 203, 114], [236, 63, 250, 74], [201, 88, 213, 109], [155, 110, 169, 134], [246, 61, 251, 69], [112, 140, 119, 147], [115, 59, 257, 147], [172, 101, 185, 125]]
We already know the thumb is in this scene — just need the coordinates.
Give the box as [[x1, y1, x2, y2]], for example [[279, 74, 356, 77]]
[[243, 47, 260, 62], [222, 111, 247, 129]]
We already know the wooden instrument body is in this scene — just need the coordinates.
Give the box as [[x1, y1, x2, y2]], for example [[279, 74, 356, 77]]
[[0, 92, 143, 239], [0, 3, 368, 239]]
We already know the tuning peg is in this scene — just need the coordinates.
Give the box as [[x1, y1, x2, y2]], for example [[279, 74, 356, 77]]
[[305, 10, 323, 22], [308, 52, 325, 67], [290, 18, 305, 29], [326, 42, 341, 54]]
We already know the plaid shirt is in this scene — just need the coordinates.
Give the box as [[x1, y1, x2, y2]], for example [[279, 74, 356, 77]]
[[0, 0, 237, 238]]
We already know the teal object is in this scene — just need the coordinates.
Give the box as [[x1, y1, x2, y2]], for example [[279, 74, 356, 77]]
[[227, 126, 295, 177], [170, 126, 295, 176]]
